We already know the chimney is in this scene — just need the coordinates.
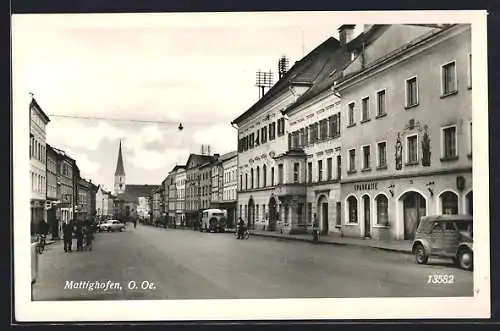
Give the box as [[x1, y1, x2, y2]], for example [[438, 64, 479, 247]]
[[214, 153, 220, 159], [338, 24, 355, 45]]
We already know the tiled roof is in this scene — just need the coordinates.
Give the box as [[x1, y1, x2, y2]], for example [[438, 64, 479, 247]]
[[186, 154, 216, 170], [219, 150, 237, 161], [116, 184, 157, 202], [231, 37, 343, 125], [284, 25, 388, 114]]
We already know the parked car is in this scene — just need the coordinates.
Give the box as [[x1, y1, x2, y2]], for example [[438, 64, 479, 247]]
[[411, 215, 473, 271], [98, 219, 126, 232]]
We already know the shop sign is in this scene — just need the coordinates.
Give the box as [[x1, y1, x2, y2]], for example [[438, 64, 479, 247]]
[[354, 182, 378, 191]]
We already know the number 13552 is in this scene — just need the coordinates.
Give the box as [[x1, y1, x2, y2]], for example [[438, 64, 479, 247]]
[[428, 274, 454, 284]]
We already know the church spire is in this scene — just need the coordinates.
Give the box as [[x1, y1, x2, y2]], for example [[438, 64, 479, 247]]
[[114, 140, 125, 176]]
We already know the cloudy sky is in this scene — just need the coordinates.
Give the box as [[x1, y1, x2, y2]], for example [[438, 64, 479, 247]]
[[13, 12, 363, 192]]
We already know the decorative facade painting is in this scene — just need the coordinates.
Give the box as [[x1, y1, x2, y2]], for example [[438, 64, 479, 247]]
[[395, 133, 403, 170], [421, 125, 431, 167]]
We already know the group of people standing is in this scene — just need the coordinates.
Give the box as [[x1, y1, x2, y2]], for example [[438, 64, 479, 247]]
[[62, 220, 96, 252]]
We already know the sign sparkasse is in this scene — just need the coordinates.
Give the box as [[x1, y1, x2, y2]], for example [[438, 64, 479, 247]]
[[354, 182, 378, 191]]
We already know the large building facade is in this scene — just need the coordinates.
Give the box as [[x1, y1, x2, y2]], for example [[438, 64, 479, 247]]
[[30, 97, 50, 234], [45, 144, 58, 237], [96, 186, 115, 218], [335, 24, 472, 240], [232, 34, 351, 233], [185, 153, 216, 227]]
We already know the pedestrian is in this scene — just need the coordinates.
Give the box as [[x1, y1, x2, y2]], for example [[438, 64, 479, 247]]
[[63, 220, 73, 253], [312, 213, 320, 243], [133, 218, 137, 229], [75, 220, 84, 251], [237, 217, 245, 239], [85, 221, 94, 251]]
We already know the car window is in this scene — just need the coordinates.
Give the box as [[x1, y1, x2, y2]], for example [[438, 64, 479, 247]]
[[443, 221, 456, 231]]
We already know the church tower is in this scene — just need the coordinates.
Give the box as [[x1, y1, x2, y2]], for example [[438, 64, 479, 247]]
[[114, 140, 126, 195]]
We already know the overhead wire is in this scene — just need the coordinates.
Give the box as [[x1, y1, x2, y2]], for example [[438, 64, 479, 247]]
[[47, 114, 224, 126]]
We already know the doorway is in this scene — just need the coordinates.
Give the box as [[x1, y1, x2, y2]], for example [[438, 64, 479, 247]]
[[363, 195, 371, 238], [268, 197, 277, 231], [317, 195, 328, 235], [402, 191, 426, 240]]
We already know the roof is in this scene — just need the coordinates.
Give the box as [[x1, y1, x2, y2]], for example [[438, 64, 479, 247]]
[[116, 184, 157, 202], [51, 146, 76, 163], [231, 36, 343, 125], [336, 25, 452, 88], [30, 97, 50, 123], [114, 140, 125, 176], [170, 164, 186, 172], [185, 153, 216, 170], [219, 151, 237, 162], [284, 25, 388, 114]]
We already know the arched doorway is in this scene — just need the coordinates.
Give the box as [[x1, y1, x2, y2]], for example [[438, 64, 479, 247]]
[[362, 195, 371, 238], [401, 191, 426, 240], [465, 191, 473, 215], [248, 197, 255, 230], [317, 195, 329, 235], [268, 196, 278, 231]]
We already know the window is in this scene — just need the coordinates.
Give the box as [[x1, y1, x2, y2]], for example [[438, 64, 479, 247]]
[[292, 131, 299, 148], [309, 123, 319, 144], [320, 120, 328, 140], [263, 164, 267, 187], [361, 97, 370, 121], [256, 166, 260, 188], [271, 167, 275, 186], [441, 61, 457, 95], [406, 135, 418, 164], [362, 145, 371, 169], [261, 127, 267, 143], [376, 195, 389, 225], [249, 133, 255, 149], [441, 191, 458, 215], [329, 113, 340, 137], [336, 155, 341, 180], [250, 169, 254, 189], [278, 164, 284, 184], [406, 76, 419, 107], [304, 127, 309, 146], [442, 126, 457, 159], [269, 122, 276, 140], [293, 163, 300, 183], [347, 196, 358, 223], [308, 162, 312, 183], [240, 174, 243, 190], [377, 90, 386, 116], [377, 141, 387, 168], [307, 203, 312, 224], [277, 118, 285, 136], [327, 157, 332, 180], [348, 102, 355, 125], [255, 130, 260, 146], [318, 160, 323, 182], [299, 128, 305, 147], [348, 149, 356, 172], [245, 174, 248, 190]]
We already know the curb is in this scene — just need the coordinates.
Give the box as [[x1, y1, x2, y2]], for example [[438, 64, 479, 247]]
[[249, 232, 412, 255]]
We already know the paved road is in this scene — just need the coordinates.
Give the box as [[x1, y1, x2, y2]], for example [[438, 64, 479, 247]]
[[32, 224, 473, 300]]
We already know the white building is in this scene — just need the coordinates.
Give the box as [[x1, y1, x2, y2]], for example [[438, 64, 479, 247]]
[[231, 37, 344, 233], [137, 196, 150, 219], [210, 151, 238, 227], [173, 166, 186, 226], [96, 186, 115, 218], [30, 96, 50, 234]]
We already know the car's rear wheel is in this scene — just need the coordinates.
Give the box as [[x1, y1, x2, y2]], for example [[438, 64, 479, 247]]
[[414, 244, 428, 264], [458, 248, 473, 271], [119, 228, 123, 232]]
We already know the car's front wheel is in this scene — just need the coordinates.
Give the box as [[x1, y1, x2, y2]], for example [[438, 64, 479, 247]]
[[414, 244, 428, 264], [457, 248, 473, 271]]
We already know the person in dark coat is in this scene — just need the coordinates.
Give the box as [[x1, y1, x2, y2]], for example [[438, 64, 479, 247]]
[[74, 220, 84, 251], [63, 221, 73, 253], [85, 220, 94, 251], [237, 217, 246, 239]]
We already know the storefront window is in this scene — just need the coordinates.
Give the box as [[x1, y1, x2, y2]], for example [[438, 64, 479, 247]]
[[376, 194, 389, 225], [348, 196, 358, 223]]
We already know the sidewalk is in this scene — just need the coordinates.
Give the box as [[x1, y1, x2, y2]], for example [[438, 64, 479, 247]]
[[227, 228, 413, 254]]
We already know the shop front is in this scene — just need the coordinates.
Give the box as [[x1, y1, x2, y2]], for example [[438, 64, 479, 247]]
[[340, 171, 473, 241]]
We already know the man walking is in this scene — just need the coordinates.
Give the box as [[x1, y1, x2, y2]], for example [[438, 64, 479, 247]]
[[63, 220, 73, 253], [237, 217, 245, 240], [75, 220, 84, 251]]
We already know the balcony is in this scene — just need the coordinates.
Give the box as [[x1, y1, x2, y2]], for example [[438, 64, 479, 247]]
[[275, 183, 306, 198]]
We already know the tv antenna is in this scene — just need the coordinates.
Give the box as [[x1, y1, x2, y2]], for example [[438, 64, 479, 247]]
[[278, 55, 290, 79], [255, 70, 274, 99]]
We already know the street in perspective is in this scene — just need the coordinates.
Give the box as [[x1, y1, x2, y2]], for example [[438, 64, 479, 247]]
[[32, 224, 473, 300], [21, 16, 475, 302]]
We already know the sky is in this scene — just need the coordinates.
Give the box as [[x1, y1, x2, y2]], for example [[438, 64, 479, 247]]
[[13, 12, 363, 192]]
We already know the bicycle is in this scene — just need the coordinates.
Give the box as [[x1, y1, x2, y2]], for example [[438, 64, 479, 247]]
[[36, 234, 46, 254]]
